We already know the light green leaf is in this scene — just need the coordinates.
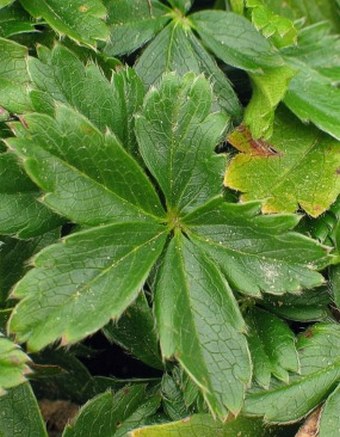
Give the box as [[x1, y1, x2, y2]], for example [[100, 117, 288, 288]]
[[0, 336, 31, 395], [135, 23, 241, 118], [283, 23, 340, 140], [246, 308, 299, 388], [244, 323, 340, 423], [0, 152, 62, 238], [319, 384, 340, 437], [262, 0, 340, 33], [190, 10, 284, 72], [63, 385, 160, 437], [103, 292, 163, 370], [226, 107, 340, 217], [0, 3, 36, 38], [28, 44, 145, 157], [246, 0, 297, 48], [183, 198, 329, 296], [0, 37, 31, 113], [0, 383, 48, 437], [20, 0, 109, 46], [104, 0, 170, 56], [0, 0, 14, 8], [155, 232, 251, 418], [129, 414, 272, 437], [8, 106, 164, 225], [8, 222, 167, 351], [244, 65, 295, 139], [229, 0, 245, 15], [135, 72, 229, 214]]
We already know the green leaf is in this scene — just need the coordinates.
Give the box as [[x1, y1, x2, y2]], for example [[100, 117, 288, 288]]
[[8, 222, 167, 351], [244, 323, 340, 423], [135, 23, 241, 118], [226, 107, 340, 217], [261, 0, 340, 33], [0, 0, 14, 8], [0, 231, 59, 304], [129, 414, 273, 437], [28, 44, 145, 158], [330, 265, 340, 309], [8, 106, 164, 225], [103, 292, 163, 370], [104, 0, 170, 56], [319, 384, 340, 437], [0, 152, 62, 238], [135, 72, 229, 214], [184, 197, 329, 296], [0, 37, 31, 113], [246, 0, 297, 48], [0, 336, 31, 394], [283, 23, 340, 140], [63, 385, 160, 437], [190, 10, 284, 72], [0, 3, 36, 38], [155, 232, 251, 418], [19, 0, 109, 46], [246, 308, 299, 388], [261, 288, 331, 322], [244, 65, 295, 139], [0, 383, 48, 436], [161, 373, 189, 420]]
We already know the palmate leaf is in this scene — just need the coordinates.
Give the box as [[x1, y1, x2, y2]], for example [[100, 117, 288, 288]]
[[135, 21, 242, 118], [243, 323, 340, 423], [155, 232, 251, 417], [0, 335, 31, 395], [9, 222, 167, 351], [283, 23, 340, 140], [135, 72, 229, 214], [183, 198, 329, 296], [19, 0, 109, 46], [28, 44, 145, 157], [226, 107, 340, 217]]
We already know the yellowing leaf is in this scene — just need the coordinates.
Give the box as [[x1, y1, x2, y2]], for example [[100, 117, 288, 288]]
[[225, 108, 340, 217]]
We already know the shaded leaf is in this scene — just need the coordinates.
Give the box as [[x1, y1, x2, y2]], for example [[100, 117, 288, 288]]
[[155, 232, 251, 419], [8, 222, 167, 351], [0, 383, 48, 436], [0, 152, 62, 238], [0, 2, 36, 38], [184, 197, 329, 295], [103, 292, 163, 370], [246, 307, 299, 388], [244, 323, 340, 423], [20, 0, 109, 46], [63, 385, 160, 437], [28, 44, 145, 157], [135, 72, 229, 214], [226, 107, 340, 217]]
